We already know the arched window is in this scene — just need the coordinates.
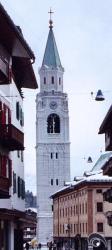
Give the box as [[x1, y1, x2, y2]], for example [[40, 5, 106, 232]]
[[47, 114, 60, 134]]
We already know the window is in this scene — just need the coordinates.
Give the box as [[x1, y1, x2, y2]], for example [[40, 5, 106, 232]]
[[97, 202, 103, 212], [85, 202, 87, 213], [82, 203, 84, 214], [74, 224, 75, 233], [60, 224, 61, 234], [51, 205, 53, 211], [63, 208, 64, 217], [83, 223, 84, 233], [47, 114, 60, 133], [56, 179, 58, 185], [59, 77, 61, 85], [96, 189, 102, 193], [80, 204, 81, 214], [63, 224, 64, 233], [71, 207, 72, 216], [44, 77, 46, 84], [17, 150, 20, 158], [51, 76, 54, 84], [97, 223, 103, 232], [80, 223, 81, 233], [56, 152, 58, 159], [16, 102, 23, 126], [51, 179, 53, 185], [51, 153, 53, 159], [21, 151, 23, 162], [74, 205, 75, 215], [66, 207, 67, 216], [76, 205, 78, 214]]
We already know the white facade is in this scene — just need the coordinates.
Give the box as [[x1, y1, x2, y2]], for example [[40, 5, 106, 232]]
[[36, 23, 70, 244], [0, 4, 37, 249], [0, 80, 24, 205]]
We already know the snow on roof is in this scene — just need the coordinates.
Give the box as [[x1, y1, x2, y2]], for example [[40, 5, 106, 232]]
[[26, 207, 37, 213], [51, 172, 112, 198], [91, 152, 112, 172]]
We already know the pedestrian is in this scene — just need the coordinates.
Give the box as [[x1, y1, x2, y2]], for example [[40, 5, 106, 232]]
[[38, 243, 41, 249], [25, 242, 30, 250]]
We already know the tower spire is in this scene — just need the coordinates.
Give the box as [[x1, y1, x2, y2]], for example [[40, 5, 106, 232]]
[[48, 8, 54, 29]]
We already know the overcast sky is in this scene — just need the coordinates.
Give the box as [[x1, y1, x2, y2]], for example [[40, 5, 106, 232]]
[[1, 0, 112, 194]]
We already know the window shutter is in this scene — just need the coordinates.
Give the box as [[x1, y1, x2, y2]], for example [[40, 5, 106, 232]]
[[0, 101, 2, 124], [0, 154, 2, 175], [18, 176, 20, 197], [8, 107, 11, 124], [8, 159, 12, 186], [22, 112, 24, 126], [23, 180, 25, 199], [13, 172, 16, 194], [16, 102, 19, 120], [1, 155, 6, 177], [2, 103, 6, 124], [20, 108, 22, 126], [21, 179, 25, 199]]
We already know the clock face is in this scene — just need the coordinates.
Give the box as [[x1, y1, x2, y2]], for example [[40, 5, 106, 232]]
[[50, 101, 57, 110]]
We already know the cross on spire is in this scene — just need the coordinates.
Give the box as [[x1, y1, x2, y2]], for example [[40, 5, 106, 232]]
[[48, 8, 54, 28]]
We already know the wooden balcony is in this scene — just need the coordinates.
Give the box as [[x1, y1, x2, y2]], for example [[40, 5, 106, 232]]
[[0, 124, 24, 150], [0, 176, 10, 198], [0, 57, 9, 84]]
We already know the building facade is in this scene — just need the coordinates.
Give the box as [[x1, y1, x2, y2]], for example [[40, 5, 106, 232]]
[[0, 3, 37, 250], [52, 174, 112, 250], [36, 17, 70, 244]]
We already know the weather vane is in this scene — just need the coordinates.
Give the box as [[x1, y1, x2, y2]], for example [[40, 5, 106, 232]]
[[48, 8, 54, 28]]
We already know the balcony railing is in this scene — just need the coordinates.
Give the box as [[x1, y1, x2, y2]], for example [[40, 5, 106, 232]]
[[0, 176, 9, 198], [0, 124, 24, 150], [0, 57, 9, 84]]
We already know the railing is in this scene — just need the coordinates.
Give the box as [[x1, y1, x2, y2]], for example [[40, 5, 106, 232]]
[[0, 124, 24, 150]]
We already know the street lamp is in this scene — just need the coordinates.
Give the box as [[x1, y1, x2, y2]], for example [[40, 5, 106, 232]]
[[91, 89, 105, 101]]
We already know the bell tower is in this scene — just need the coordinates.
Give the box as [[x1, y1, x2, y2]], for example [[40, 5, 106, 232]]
[[36, 11, 70, 244]]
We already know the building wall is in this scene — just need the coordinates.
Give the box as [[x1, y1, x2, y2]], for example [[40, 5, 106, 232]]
[[53, 184, 112, 241], [0, 80, 25, 211]]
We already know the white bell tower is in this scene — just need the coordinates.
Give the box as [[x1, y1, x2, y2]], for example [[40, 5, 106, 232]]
[[36, 12, 70, 244]]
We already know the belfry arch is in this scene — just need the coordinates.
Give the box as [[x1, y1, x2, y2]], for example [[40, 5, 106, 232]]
[[47, 113, 60, 133]]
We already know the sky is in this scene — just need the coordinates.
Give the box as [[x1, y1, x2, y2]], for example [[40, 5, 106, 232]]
[[1, 0, 112, 194]]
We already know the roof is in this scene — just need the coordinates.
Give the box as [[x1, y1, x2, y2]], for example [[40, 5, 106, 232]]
[[51, 172, 112, 198], [99, 105, 112, 133], [91, 152, 112, 172], [42, 27, 63, 70], [0, 3, 34, 59], [0, 3, 38, 89]]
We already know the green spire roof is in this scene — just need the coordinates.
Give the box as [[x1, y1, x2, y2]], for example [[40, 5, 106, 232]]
[[42, 27, 63, 70]]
